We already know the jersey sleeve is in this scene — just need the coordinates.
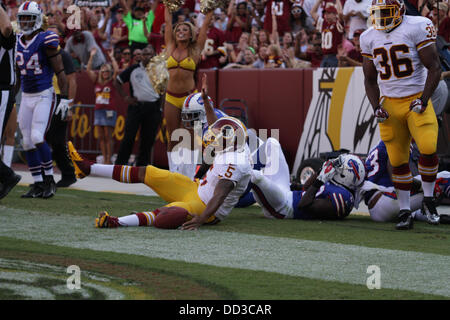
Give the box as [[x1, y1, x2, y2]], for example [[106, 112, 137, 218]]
[[43, 31, 60, 49], [328, 186, 354, 218], [413, 17, 436, 51], [359, 31, 373, 59], [117, 64, 137, 84], [123, 11, 133, 29]]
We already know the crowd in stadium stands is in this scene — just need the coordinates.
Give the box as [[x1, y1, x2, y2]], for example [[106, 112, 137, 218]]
[[2, 0, 449, 72]]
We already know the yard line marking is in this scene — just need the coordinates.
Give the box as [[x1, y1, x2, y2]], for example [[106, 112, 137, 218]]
[[1, 208, 450, 297]]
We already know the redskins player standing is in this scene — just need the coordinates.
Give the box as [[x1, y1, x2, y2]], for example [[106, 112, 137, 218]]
[[360, 0, 442, 230]]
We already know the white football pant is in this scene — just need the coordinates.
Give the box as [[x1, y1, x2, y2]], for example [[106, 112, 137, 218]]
[[251, 138, 294, 219], [18, 88, 55, 151]]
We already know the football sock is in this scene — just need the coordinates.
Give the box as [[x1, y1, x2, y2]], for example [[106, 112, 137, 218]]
[[118, 212, 156, 227], [392, 164, 412, 211], [37, 142, 53, 176], [411, 209, 428, 222], [2, 145, 14, 167], [167, 151, 177, 172], [90, 164, 114, 178], [396, 189, 411, 211], [25, 149, 43, 183], [418, 154, 438, 197], [112, 165, 140, 183]]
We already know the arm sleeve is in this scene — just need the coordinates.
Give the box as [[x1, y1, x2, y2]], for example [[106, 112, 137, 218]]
[[60, 50, 76, 75]]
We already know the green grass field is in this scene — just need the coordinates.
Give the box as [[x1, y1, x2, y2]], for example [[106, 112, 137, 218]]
[[1, 185, 450, 300]]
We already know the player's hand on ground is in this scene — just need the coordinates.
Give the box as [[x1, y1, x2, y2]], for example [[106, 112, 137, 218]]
[[317, 160, 336, 183], [180, 215, 203, 230], [374, 107, 389, 123], [409, 98, 427, 114]]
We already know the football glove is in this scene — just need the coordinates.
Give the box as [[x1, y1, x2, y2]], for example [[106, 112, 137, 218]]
[[409, 98, 427, 114], [55, 98, 73, 121], [374, 107, 389, 123], [317, 160, 336, 184]]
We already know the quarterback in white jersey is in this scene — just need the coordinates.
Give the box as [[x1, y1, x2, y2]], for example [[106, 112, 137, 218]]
[[67, 116, 252, 230], [360, 0, 442, 230]]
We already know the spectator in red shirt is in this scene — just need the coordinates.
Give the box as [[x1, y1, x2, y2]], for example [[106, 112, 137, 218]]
[[198, 18, 226, 69], [264, 0, 292, 35], [111, 8, 129, 49], [297, 31, 324, 68], [226, 0, 252, 43], [338, 28, 364, 66], [312, 1, 345, 67], [86, 47, 120, 165]]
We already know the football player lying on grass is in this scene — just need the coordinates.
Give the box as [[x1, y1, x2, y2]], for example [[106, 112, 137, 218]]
[[68, 117, 253, 230], [362, 140, 450, 226], [250, 138, 365, 220]]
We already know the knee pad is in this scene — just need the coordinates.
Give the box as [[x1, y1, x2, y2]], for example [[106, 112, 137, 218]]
[[21, 132, 34, 151], [31, 129, 45, 146]]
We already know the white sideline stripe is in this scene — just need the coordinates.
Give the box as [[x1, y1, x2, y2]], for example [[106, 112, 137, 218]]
[[1, 208, 450, 297]]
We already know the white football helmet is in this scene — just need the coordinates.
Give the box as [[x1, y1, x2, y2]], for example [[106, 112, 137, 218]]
[[17, 1, 43, 36], [331, 154, 366, 190], [203, 116, 248, 154], [181, 93, 212, 129]]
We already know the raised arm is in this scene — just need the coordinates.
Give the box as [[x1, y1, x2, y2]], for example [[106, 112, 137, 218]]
[[197, 11, 214, 50], [164, 6, 174, 49], [201, 73, 218, 125], [311, 0, 322, 23], [0, 4, 13, 38], [86, 47, 98, 83]]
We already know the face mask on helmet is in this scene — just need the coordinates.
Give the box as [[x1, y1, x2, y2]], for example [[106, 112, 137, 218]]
[[331, 154, 366, 190], [369, 0, 404, 32], [17, 2, 43, 35], [202, 117, 248, 156], [181, 93, 209, 129]]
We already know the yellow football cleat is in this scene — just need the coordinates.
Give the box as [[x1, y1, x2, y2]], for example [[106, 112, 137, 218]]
[[95, 211, 119, 228], [67, 141, 91, 179]]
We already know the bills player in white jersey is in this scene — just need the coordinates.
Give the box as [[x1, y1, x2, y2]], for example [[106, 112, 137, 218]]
[[360, 0, 442, 230], [15, 1, 70, 198], [67, 116, 253, 230]]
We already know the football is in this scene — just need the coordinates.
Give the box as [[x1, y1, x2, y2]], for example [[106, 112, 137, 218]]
[[153, 206, 189, 229]]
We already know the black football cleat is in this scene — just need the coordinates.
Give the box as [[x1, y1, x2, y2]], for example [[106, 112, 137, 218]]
[[422, 196, 440, 225], [42, 175, 57, 199], [56, 176, 77, 188], [396, 209, 414, 230], [21, 182, 45, 198], [439, 215, 450, 224], [0, 173, 21, 200]]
